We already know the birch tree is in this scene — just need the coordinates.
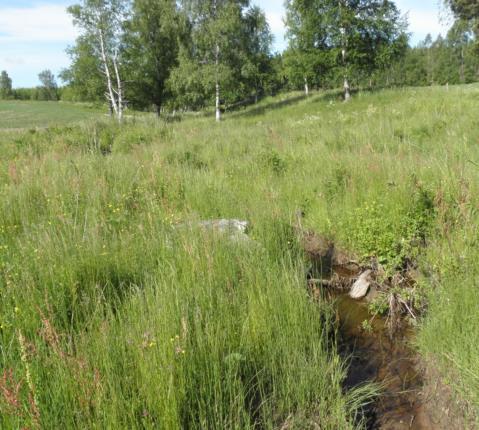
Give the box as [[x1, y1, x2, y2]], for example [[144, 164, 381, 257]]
[[284, 0, 332, 96], [285, 0, 406, 100], [334, 0, 407, 100], [123, 0, 187, 116], [68, 0, 130, 122], [38, 70, 58, 101], [446, 0, 479, 61], [172, 0, 251, 121]]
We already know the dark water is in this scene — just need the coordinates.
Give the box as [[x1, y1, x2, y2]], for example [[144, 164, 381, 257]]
[[333, 294, 432, 429], [301, 232, 435, 429]]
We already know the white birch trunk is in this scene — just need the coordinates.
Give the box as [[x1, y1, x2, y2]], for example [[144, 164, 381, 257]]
[[344, 77, 351, 101], [99, 30, 119, 117], [342, 45, 350, 102], [304, 77, 309, 96], [112, 51, 123, 123], [339, 2, 351, 103], [216, 81, 221, 122], [215, 43, 221, 122], [213, 0, 221, 123]]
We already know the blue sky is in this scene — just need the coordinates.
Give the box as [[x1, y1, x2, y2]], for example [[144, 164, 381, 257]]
[[0, 0, 452, 88]]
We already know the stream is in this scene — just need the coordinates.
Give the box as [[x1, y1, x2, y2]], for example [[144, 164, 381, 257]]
[[333, 291, 432, 429], [299, 223, 436, 429]]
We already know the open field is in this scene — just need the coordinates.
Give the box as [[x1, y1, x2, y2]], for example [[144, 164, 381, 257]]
[[0, 100, 104, 130], [0, 86, 478, 428]]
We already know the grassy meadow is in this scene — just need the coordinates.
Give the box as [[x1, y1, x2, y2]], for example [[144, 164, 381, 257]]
[[0, 100, 102, 130], [0, 86, 479, 428]]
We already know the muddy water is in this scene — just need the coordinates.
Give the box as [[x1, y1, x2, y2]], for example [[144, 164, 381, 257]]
[[331, 293, 433, 430]]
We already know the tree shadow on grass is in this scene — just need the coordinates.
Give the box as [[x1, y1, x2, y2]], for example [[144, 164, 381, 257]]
[[228, 89, 350, 119], [228, 93, 309, 119], [187, 87, 363, 123]]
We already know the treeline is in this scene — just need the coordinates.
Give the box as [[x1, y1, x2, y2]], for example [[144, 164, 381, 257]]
[[280, 1, 479, 93], [375, 24, 479, 87], [1, 0, 478, 118], [298, 26, 479, 90], [0, 70, 60, 101], [62, 0, 281, 121], [62, 0, 411, 118]]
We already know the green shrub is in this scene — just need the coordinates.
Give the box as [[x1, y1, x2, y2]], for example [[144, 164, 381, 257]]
[[339, 185, 435, 271]]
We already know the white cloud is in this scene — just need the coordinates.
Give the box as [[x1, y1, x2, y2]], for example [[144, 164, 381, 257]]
[[0, 4, 76, 85], [395, 0, 452, 42], [407, 9, 450, 38], [1, 52, 70, 69], [0, 4, 78, 43], [2, 56, 26, 66]]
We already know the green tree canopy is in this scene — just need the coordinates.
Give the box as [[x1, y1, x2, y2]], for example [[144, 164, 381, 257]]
[[285, 0, 408, 99], [447, 0, 479, 35], [60, 35, 105, 102], [169, 0, 273, 119], [0, 71, 13, 99], [123, 0, 188, 115], [448, 0, 479, 20], [38, 70, 58, 101]]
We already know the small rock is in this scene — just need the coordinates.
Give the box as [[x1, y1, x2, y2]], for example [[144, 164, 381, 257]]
[[174, 219, 254, 245], [196, 219, 249, 234], [175, 219, 248, 234], [301, 233, 334, 277], [350, 270, 373, 299]]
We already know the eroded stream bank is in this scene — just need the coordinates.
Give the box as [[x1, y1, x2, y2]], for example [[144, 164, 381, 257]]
[[177, 218, 466, 429], [300, 229, 435, 429], [310, 279, 431, 429]]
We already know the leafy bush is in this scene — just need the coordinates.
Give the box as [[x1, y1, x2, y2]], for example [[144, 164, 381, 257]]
[[340, 185, 435, 271]]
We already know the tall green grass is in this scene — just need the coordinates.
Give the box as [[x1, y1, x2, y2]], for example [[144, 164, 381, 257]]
[[1, 84, 479, 428]]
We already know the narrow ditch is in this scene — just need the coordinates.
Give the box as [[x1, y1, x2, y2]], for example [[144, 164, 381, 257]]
[[335, 291, 427, 430], [189, 217, 449, 428], [299, 228, 434, 429], [321, 276, 430, 430]]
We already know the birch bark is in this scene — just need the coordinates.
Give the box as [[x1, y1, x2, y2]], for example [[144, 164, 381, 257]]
[[215, 43, 221, 122], [112, 50, 123, 122], [99, 29, 119, 117]]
